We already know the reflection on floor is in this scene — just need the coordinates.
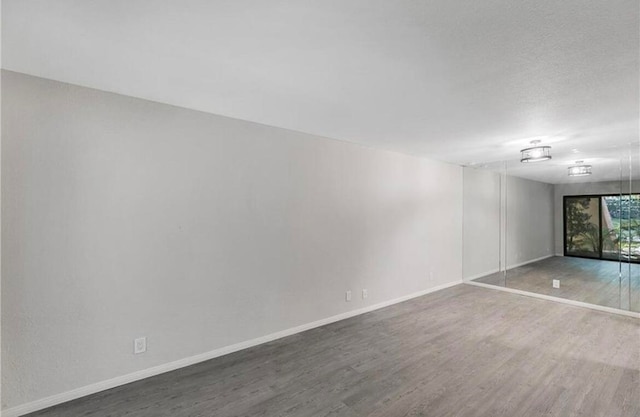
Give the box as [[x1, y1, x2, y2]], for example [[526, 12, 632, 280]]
[[23, 285, 640, 417], [474, 256, 640, 312]]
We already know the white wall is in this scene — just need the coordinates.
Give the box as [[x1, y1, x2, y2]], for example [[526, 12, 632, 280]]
[[462, 167, 501, 279], [1, 1, 4, 411], [463, 167, 554, 279], [506, 176, 555, 267], [553, 181, 637, 255], [1, 71, 463, 412]]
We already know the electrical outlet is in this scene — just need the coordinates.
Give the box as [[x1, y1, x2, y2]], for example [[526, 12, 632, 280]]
[[345, 290, 352, 302], [362, 289, 368, 299], [134, 337, 147, 354], [552, 279, 560, 289]]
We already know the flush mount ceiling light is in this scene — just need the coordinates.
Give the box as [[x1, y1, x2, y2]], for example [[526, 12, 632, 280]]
[[568, 161, 592, 177], [520, 140, 552, 163]]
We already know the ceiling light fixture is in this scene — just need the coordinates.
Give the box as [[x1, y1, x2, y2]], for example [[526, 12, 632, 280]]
[[520, 140, 552, 163], [568, 161, 592, 177]]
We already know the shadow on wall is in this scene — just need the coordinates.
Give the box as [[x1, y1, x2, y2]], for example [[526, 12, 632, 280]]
[[1, 70, 463, 412]]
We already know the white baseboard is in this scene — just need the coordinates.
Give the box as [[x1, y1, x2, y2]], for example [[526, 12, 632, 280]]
[[465, 281, 640, 319], [463, 268, 500, 281], [506, 254, 554, 270], [463, 254, 555, 282], [2, 280, 463, 417]]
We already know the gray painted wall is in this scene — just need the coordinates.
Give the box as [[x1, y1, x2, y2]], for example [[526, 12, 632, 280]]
[[462, 167, 501, 279], [1, 71, 464, 410], [0, 4, 3, 411], [506, 176, 555, 266], [463, 167, 555, 279]]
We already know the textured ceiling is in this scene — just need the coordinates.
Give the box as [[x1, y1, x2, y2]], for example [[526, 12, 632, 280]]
[[2, 0, 638, 183]]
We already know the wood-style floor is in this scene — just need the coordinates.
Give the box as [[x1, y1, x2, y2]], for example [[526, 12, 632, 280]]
[[26, 285, 639, 417], [474, 256, 640, 312]]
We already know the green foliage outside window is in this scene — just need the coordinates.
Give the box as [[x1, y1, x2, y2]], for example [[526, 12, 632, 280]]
[[565, 198, 593, 252]]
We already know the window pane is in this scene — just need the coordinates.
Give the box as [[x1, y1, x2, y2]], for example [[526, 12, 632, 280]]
[[565, 197, 600, 258], [602, 196, 620, 261]]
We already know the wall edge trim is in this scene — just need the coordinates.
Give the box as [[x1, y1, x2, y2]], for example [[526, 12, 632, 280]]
[[465, 281, 640, 319], [463, 254, 554, 282], [2, 279, 463, 417]]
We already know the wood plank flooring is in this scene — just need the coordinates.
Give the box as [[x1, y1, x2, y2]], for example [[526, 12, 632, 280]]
[[474, 256, 640, 312], [25, 284, 640, 417]]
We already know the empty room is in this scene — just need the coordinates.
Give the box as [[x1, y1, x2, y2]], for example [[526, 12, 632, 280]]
[[1, 1, 639, 417]]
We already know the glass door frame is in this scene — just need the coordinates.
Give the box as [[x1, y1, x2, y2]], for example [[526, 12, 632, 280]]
[[563, 193, 639, 264]]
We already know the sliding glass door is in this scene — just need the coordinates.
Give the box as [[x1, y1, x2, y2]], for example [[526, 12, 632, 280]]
[[565, 194, 640, 263]]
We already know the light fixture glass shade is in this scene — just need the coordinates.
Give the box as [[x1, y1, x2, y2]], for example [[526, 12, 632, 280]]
[[568, 164, 592, 177], [520, 143, 552, 163]]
